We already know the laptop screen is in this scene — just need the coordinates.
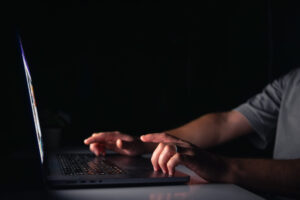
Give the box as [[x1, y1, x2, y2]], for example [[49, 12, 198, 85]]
[[19, 38, 44, 164]]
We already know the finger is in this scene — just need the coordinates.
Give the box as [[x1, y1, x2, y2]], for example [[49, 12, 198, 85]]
[[95, 139, 132, 156], [141, 133, 191, 148], [84, 131, 133, 145], [158, 144, 177, 174], [116, 139, 122, 149], [90, 143, 99, 156], [141, 133, 177, 143], [151, 143, 165, 171], [167, 153, 183, 176], [84, 132, 104, 144], [89, 143, 97, 155], [89, 143, 105, 156], [167, 153, 199, 176], [84, 133, 101, 145]]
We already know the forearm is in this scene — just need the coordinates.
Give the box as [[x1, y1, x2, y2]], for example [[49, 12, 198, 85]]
[[225, 158, 300, 198], [166, 111, 251, 148]]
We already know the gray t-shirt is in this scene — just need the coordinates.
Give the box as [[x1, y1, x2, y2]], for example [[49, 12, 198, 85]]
[[235, 68, 300, 159]]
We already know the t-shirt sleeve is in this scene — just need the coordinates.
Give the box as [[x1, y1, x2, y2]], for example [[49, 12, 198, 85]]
[[234, 71, 292, 149]]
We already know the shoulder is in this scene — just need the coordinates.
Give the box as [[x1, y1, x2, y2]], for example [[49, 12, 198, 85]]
[[284, 67, 300, 87], [282, 67, 300, 82], [272, 67, 300, 89]]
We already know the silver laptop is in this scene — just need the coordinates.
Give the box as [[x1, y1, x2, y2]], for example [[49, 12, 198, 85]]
[[18, 36, 189, 188]]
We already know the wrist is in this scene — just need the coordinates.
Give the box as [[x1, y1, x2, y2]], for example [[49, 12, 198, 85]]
[[222, 158, 241, 184]]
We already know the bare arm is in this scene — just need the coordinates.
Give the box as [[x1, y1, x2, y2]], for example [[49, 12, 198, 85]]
[[84, 111, 253, 155], [166, 110, 253, 148], [226, 158, 300, 198]]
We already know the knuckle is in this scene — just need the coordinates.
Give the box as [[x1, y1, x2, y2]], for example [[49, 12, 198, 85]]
[[165, 145, 176, 155], [165, 144, 172, 151]]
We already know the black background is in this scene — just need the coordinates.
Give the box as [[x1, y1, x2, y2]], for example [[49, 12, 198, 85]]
[[4, 0, 300, 161]]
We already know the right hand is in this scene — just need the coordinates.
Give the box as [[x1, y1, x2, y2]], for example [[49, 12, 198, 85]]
[[140, 133, 229, 182], [84, 131, 145, 156]]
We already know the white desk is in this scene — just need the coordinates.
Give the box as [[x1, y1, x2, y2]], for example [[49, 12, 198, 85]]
[[49, 165, 265, 200]]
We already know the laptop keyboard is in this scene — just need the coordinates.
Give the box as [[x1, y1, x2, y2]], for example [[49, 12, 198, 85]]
[[57, 154, 125, 176]]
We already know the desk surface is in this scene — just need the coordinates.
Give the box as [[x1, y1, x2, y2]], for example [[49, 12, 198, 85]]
[[49, 165, 265, 200]]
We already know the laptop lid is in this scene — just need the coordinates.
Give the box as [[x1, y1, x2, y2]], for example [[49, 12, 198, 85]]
[[18, 36, 45, 165]]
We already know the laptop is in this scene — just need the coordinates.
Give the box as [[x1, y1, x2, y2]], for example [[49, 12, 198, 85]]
[[17, 36, 190, 188]]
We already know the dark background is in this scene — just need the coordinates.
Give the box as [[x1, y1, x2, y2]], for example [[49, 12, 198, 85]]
[[4, 0, 300, 161]]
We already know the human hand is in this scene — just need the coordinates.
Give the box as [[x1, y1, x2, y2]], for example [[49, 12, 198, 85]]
[[140, 133, 230, 182], [84, 131, 145, 156]]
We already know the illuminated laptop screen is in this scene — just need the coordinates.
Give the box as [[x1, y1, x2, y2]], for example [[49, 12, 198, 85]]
[[19, 39, 44, 163]]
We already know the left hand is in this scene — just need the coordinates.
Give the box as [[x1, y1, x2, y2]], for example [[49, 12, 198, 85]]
[[84, 131, 145, 156], [140, 133, 231, 182]]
